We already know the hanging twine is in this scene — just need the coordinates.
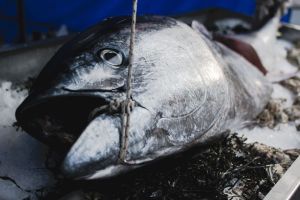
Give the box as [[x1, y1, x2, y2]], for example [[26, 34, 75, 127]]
[[119, 0, 138, 163]]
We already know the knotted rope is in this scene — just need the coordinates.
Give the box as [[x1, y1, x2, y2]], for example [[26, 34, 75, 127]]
[[119, 0, 138, 163]]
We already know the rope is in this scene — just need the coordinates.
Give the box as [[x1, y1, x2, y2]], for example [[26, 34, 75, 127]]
[[119, 0, 138, 163]]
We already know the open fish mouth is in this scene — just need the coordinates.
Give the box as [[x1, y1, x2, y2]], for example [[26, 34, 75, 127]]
[[15, 87, 151, 179], [16, 89, 134, 179], [16, 93, 110, 152]]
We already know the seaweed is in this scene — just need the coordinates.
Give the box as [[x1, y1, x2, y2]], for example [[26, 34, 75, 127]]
[[44, 134, 297, 200]]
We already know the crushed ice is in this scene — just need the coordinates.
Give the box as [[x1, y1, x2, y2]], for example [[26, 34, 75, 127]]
[[0, 81, 27, 126]]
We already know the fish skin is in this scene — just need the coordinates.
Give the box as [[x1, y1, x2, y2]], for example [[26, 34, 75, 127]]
[[16, 16, 272, 179]]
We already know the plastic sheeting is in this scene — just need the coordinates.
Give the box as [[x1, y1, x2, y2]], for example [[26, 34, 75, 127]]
[[0, 0, 256, 43]]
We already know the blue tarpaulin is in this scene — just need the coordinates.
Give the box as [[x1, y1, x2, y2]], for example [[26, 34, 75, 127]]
[[0, 0, 288, 43]]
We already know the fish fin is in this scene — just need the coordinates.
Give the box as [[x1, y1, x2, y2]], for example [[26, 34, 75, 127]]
[[253, 0, 288, 30], [191, 20, 212, 39], [214, 34, 267, 75]]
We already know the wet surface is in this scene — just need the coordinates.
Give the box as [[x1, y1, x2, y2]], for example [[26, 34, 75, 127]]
[[0, 127, 56, 200]]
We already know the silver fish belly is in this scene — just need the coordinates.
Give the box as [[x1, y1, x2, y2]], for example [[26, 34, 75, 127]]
[[15, 16, 272, 179]]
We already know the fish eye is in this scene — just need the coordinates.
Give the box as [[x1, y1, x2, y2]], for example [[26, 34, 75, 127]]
[[99, 49, 123, 66]]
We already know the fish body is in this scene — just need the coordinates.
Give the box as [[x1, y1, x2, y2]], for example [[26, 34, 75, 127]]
[[16, 16, 272, 179]]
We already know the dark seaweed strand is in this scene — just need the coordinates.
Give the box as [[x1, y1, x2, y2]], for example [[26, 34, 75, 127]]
[[119, 0, 138, 163]]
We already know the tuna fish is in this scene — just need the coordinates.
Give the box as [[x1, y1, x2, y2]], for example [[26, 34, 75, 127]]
[[16, 16, 272, 179]]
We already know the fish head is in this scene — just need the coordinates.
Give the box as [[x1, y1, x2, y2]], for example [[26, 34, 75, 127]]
[[16, 16, 208, 179], [15, 17, 135, 148]]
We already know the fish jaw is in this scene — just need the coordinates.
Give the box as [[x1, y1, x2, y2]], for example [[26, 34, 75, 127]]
[[62, 106, 176, 179], [62, 114, 123, 179], [61, 107, 150, 179]]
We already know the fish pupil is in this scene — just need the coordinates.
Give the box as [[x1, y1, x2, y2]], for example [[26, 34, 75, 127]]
[[104, 52, 116, 60]]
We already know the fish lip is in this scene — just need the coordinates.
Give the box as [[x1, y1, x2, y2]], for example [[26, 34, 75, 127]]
[[64, 165, 122, 180], [16, 92, 110, 120], [17, 85, 125, 117], [77, 164, 139, 180], [62, 84, 127, 93]]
